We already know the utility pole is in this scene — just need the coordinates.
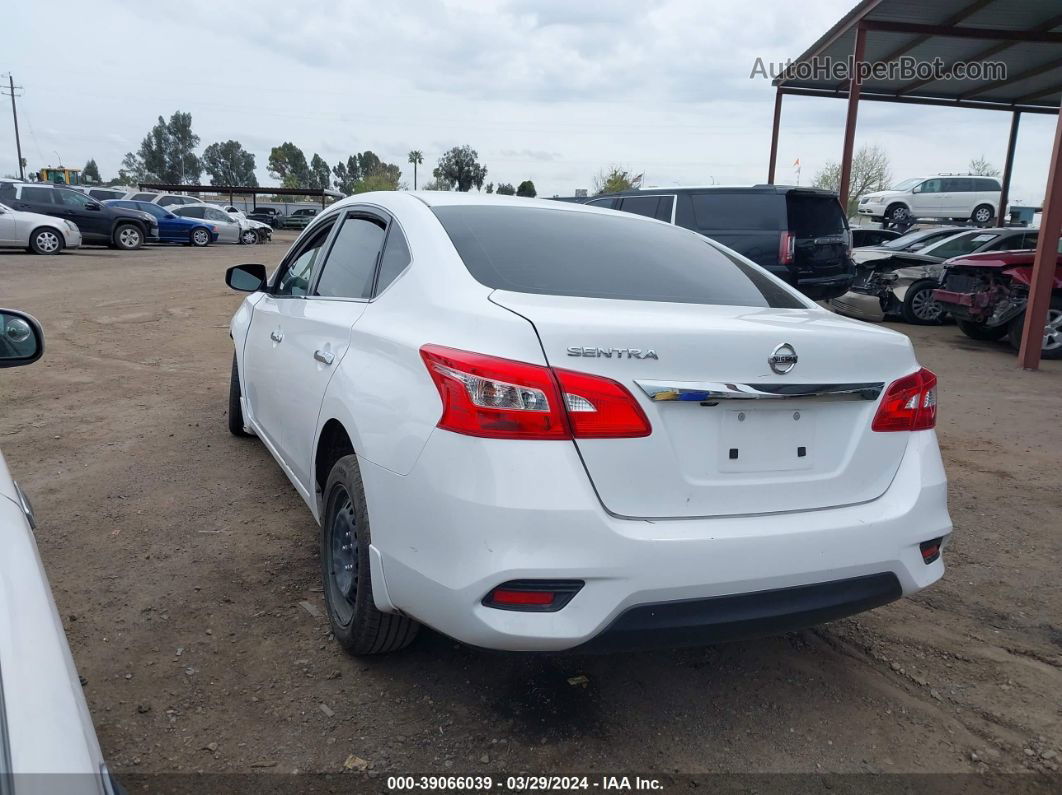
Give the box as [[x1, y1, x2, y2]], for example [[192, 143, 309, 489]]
[[1, 74, 25, 180]]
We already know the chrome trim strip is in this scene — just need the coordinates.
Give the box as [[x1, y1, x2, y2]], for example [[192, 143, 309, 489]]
[[635, 381, 884, 402]]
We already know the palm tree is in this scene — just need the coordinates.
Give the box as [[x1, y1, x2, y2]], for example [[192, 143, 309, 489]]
[[407, 150, 423, 190]]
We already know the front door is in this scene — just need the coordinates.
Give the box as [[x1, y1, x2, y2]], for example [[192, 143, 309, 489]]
[[0, 206, 16, 244], [910, 179, 943, 218]]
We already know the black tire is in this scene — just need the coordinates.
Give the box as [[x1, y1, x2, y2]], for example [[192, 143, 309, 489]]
[[884, 203, 910, 225], [957, 319, 1008, 341], [190, 227, 211, 247], [971, 204, 994, 226], [227, 352, 250, 436], [900, 280, 946, 325], [321, 454, 419, 655], [1006, 295, 1062, 360], [28, 226, 64, 255], [113, 223, 143, 250]]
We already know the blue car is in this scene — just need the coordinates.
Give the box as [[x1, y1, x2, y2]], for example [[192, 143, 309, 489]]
[[103, 200, 218, 247]]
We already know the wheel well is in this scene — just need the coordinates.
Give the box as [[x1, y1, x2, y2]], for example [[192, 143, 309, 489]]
[[885, 202, 908, 212], [315, 419, 354, 496], [114, 219, 145, 234], [30, 224, 62, 238]]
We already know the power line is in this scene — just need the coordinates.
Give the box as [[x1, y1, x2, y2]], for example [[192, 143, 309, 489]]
[[0, 73, 25, 180]]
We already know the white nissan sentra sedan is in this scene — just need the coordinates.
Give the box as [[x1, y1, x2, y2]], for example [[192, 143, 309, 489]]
[[225, 192, 951, 655]]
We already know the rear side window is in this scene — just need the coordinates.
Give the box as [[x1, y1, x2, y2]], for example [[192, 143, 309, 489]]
[[434, 205, 804, 309], [374, 225, 411, 295], [20, 187, 57, 204], [131, 193, 156, 202], [315, 216, 386, 299], [787, 194, 846, 236], [690, 193, 783, 231], [977, 178, 1001, 191], [177, 206, 205, 218]]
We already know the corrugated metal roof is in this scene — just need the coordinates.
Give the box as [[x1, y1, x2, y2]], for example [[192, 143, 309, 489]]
[[775, 0, 1061, 113]]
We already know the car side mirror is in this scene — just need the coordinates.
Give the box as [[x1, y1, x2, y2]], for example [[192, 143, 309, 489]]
[[911, 186, 921, 194], [226, 264, 267, 292], [87, 202, 101, 210], [0, 309, 44, 368]]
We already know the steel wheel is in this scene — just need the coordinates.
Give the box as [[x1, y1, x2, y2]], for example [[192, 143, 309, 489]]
[[326, 487, 358, 627], [34, 230, 60, 253]]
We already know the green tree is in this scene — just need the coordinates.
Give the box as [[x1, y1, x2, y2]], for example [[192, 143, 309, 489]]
[[123, 111, 202, 184], [202, 140, 258, 186], [421, 177, 452, 191], [516, 180, 537, 197], [496, 182, 515, 195], [484, 182, 494, 194], [332, 156, 359, 194], [593, 166, 634, 195], [407, 150, 423, 189], [812, 144, 892, 216], [82, 158, 102, 184], [309, 154, 331, 190], [434, 145, 487, 192], [969, 156, 1000, 177], [332, 151, 402, 193], [268, 142, 311, 188]]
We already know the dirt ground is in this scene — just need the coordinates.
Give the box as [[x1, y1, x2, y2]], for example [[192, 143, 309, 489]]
[[1, 235, 1060, 785]]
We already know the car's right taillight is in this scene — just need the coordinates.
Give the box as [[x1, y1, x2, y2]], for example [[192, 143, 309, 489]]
[[420, 345, 651, 440], [778, 231, 795, 265], [872, 367, 937, 432]]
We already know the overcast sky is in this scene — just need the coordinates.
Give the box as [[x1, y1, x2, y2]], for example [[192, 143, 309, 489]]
[[4, 0, 1058, 203]]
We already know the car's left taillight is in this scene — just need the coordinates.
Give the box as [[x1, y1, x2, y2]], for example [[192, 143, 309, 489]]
[[871, 367, 937, 432], [420, 345, 651, 440]]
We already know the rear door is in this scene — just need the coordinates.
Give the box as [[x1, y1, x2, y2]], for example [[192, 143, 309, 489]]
[[54, 189, 109, 238], [12, 185, 60, 217], [278, 211, 386, 488]]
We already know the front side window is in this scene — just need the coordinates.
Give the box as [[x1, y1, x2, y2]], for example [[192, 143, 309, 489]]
[[927, 232, 998, 259], [204, 208, 232, 223], [919, 179, 943, 194], [275, 224, 335, 297], [315, 216, 386, 299], [434, 205, 804, 309], [55, 189, 93, 207]]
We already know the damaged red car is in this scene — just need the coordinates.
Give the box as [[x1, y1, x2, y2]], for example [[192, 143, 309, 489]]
[[933, 241, 1062, 359]]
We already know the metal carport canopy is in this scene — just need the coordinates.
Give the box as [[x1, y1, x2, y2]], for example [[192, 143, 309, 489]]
[[766, 0, 1062, 370]]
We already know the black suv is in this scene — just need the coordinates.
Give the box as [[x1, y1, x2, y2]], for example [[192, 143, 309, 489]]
[[576, 186, 854, 300], [247, 207, 283, 228], [0, 183, 157, 250]]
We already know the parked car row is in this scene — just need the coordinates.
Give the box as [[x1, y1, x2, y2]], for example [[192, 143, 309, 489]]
[[0, 181, 274, 254]]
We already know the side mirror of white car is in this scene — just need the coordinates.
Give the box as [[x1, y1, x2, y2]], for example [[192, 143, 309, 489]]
[[0, 309, 45, 368], [226, 264, 267, 292]]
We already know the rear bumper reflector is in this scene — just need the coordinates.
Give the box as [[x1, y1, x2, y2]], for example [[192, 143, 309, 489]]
[[483, 580, 584, 612]]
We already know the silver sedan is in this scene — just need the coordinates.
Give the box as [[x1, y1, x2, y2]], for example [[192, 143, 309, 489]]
[[172, 204, 242, 244], [0, 201, 82, 254]]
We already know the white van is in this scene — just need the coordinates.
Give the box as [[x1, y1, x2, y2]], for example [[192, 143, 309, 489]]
[[858, 175, 1002, 226]]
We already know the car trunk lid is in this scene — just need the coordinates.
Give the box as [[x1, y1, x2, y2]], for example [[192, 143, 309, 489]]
[[492, 291, 917, 518]]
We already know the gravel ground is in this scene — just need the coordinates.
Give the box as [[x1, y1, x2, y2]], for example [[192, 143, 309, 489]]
[[1, 235, 1059, 786]]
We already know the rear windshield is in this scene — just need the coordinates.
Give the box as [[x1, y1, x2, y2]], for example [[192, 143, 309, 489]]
[[433, 205, 804, 309], [786, 194, 847, 237]]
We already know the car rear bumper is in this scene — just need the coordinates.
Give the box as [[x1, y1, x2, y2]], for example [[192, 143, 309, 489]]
[[364, 429, 951, 652], [794, 273, 855, 301], [831, 290, 886, 322]]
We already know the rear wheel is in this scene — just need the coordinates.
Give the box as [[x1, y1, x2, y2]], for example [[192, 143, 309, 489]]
[[190, 227, 211, 247], [114, 223, 143, 250], [900, 280, 946, 325], [321, 454, 419, 655], [971, 204, 994, 226], [1006, 295, 1062, 359], [957, 319, 1008, 341], [29, 227, 63, 255]]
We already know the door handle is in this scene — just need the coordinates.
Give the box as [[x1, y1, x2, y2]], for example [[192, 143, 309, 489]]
[[314, 349, 335, 366], [270, 328, 284, 343]]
